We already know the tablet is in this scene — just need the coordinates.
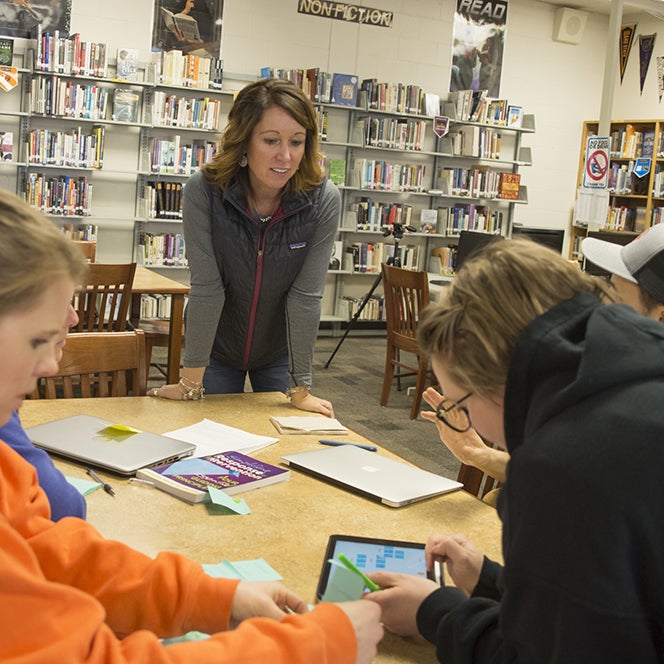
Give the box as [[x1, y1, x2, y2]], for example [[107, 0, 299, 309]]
[[316, 534, 428, 600]]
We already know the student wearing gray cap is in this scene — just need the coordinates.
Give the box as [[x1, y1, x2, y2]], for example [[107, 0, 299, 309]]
[[582, 223, 664, 322]]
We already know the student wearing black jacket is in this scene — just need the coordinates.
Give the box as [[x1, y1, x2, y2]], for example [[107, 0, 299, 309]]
[[366, 239, 664, 663]]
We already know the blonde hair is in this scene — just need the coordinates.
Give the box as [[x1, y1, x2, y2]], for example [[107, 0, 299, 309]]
[[0, 190, 86, 315], [418, 239, 611, 397], [203, 78, 323, 194]]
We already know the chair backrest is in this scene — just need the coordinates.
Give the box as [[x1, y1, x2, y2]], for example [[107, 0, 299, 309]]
[[456, 463, 501, 500], [71, 262, 136, 332], [381, 263, 430, 342], [33, 330, 147, 399], [71, 240, 97, 263]]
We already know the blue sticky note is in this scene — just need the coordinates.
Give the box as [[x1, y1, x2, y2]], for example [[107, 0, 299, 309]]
[[162, 457, 230, 476], [67, 476, 101, 496], [207, 486, 250, 514]]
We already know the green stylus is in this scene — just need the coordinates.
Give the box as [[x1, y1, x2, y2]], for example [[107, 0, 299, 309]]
[[337, 553, 380, 592]]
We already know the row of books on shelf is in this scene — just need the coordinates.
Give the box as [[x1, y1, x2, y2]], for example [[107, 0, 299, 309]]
[[448, 125, 503, 160], [259, 67, 351, 106], [261, 67, 439, 117], [60, 222, 97, 241], [24, 173, 93, 216], [27, 125, 105, 169], [148, 136, 218, 175], [150, 91, 222, 131], [346, 241, 421, 273], [339, 295, 385, 321], [139, 293, 175, 319], [136, 231, 187, 267], [144, 181, 184, 220], [438, 168, 521, 200], [36, 31, 108, 78], [347, 197, 504, 236], [607, 161, 648, 195], [360, 78, 432, 116], [156, 49, 224, 89], [608, 125, 655, 159], [447, 89, 522, 127], [357, 115, 427, 152], [650, 169, 664, 198], [352, 158, 427, 192], [603, 205, 647, 233], [354, 197, 413, 231]]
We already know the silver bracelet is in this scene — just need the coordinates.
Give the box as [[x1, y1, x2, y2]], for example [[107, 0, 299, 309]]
[[284, 385, 311, 401], [178, 377, 205, 401]]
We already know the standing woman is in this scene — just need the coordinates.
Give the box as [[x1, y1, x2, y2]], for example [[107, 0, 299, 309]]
[[152, 78, 339, 416]]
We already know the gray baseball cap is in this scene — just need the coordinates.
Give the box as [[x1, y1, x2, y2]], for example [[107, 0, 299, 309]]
[[581, 224, 664, 303]]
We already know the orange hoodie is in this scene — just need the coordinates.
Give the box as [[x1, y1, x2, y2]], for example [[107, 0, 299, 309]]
[[0, 441, 356, 663]]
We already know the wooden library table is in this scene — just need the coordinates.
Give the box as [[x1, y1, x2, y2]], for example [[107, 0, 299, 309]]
[[19, 392, 503, 663], [130, 267, 190, 384]]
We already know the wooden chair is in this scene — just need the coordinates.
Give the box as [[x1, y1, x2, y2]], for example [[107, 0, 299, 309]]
[[139, 318, 185, 381], [380, 263, 433, 419], [71, 240, 97, 263], [31, 330, 147, 399], [456, 463, 502, 501], [71, 262, 136, 332]]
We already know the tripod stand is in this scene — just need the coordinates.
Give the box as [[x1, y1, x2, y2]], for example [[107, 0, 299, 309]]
[[324, 222, 416, 369]]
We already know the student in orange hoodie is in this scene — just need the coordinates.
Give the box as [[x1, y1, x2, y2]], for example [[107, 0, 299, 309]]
[[0, 189, 383, 663]]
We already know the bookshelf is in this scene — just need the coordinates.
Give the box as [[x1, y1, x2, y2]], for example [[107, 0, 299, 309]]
[[569, 119, 662, 263], [300, 75, 535, 328]]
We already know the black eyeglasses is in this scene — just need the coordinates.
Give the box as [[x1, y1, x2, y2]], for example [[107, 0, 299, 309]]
[[435, 392, 472, 432]]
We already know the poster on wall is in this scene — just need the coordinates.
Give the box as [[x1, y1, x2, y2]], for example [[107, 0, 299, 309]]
[[657, 55, 664, 102], [449, 0, 507, 97], [151, 0, 223, 58], [639, 33, 656, 95], [0, 0, 71, 38]]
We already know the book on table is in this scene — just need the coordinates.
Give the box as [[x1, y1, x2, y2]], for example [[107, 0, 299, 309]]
[[135, 450, 290, 504]]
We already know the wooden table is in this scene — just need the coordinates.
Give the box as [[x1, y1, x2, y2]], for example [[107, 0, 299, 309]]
[[19, 393, 503, 663], [130, 267, 190, 384]]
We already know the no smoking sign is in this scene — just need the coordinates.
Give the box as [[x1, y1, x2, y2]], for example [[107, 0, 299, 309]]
[[582, 137, 610, 189]]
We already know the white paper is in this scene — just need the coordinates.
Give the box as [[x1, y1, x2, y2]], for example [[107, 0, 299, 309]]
[[164, 418, 278, 457]]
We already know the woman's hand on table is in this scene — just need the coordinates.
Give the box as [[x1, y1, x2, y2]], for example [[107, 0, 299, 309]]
[[290, 391, 335, 418], [230, 581, 308, 626]]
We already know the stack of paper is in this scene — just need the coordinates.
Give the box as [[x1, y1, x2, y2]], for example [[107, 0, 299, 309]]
[[269, 416, 348, 435]]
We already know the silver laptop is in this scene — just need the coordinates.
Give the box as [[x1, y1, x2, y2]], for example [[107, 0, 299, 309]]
[[26, 414, 196, 476], [281, 445, 462, 507]]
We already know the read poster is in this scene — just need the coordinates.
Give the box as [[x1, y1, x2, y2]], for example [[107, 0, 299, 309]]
[[0, 0, 71, 38], [151, 0, 223, 58], [450, 0, 507, 98]]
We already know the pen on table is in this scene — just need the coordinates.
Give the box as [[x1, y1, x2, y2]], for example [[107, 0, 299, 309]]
[[86, 467, 116, 497], [319, 439, 378, 452]]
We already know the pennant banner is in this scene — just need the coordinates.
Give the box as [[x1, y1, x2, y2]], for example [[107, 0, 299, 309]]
[[620, 24, 637, 83], [639, 33, 656, 95], [657, 55, 664, 102]]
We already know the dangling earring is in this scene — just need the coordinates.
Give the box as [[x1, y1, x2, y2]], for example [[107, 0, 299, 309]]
[[239, 155, 248, 167]]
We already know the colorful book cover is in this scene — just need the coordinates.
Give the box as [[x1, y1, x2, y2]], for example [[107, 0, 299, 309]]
[[498, 172, 521, 200], [0, 38, 13, 67], [136, 450, 290, 504], [331, 73, 358, 107]]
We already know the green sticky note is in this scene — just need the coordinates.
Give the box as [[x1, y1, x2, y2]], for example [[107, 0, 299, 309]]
[[207, 487, 251, 515], [321, 560, 367, 602], [203, 558, 282, 581], [96, 424, 141, 442], [67, 476, 101, 496]]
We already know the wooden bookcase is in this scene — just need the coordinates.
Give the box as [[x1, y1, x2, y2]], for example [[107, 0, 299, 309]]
[[569, 119, 663, 262]]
